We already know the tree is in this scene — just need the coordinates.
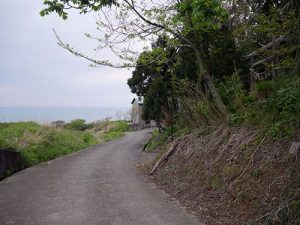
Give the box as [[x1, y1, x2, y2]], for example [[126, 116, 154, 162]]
[[142, 77, 170, 124], [64, 119, 90, 131], [172, 0, 229, 114], [127, 36, 175, 125], [42, 0, 229, 115]]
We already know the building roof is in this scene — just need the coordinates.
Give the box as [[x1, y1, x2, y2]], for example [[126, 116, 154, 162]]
[[131, 97, 144, 105]]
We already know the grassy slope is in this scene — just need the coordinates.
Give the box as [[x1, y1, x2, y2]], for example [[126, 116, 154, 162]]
[[0, 121, 130, 169], [90, 120, 130, 142], [0, 122, 98, 167]]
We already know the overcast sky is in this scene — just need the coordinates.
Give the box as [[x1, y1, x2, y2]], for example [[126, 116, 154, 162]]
[[0, 1, 135, 108]]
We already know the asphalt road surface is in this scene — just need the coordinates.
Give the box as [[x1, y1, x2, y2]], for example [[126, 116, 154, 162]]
[[0, 131, 201, 225]]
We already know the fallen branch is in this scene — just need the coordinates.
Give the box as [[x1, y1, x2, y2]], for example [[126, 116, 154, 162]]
[[149, 141, 178, 175]]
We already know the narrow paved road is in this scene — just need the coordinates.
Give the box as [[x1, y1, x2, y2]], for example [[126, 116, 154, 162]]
[[0, 131, 200, 225]]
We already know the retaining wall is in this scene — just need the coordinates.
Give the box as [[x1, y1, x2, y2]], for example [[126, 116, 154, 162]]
[[0, 148, 22, 178]]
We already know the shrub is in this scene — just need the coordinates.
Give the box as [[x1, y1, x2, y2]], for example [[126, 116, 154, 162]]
[[64, 119, 91, 131], [263, 79, 300, 137]]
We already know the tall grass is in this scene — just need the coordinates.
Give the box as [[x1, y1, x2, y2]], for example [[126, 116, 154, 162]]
[[0, 122, 98, 167], [219, 74, 300, 138], [153, 73, 300, 146]]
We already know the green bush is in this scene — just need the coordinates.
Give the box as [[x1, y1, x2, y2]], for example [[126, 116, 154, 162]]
[[263, 80, 300, 137], [64, 119, 91, 131], [264, 84, 300, 122]]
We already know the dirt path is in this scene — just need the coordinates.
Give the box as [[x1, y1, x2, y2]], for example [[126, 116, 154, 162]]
[[0, 131, 201, 225]]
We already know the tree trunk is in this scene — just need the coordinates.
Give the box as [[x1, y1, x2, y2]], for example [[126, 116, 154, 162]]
[[162, 106, 172, 127], [194, 49, 228, 116], [204, 73, 228, 116]]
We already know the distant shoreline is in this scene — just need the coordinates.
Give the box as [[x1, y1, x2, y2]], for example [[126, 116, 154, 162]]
[[0, 106, 130, 123]]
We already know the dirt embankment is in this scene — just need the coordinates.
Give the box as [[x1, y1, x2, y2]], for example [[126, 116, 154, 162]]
[[145, 127, 300, 225]]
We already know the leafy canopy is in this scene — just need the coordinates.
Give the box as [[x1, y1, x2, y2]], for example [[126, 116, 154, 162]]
[[40, 0, 117, 19]]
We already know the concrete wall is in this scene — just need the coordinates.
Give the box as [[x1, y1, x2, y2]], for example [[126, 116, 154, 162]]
[[0, 148, 22, 178], [131, 101, 145, 130], [131, 100, 140, 125]]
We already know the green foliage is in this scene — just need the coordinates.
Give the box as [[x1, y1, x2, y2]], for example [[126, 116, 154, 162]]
[[208, 29, 239, 80], [0, 122, 40, 148], [146, 116, 192, 153], [142, 77, 170, 123], [176, 0, 228, 37], [146, 127, 183, 152], [264, 81, 300, 121], [0, 122, 98, 167], [102, 131, 125, 142], [255, 80, 275, 99], [92, 120, 130, 142], [221, 73, 300, 138], [127, 46, 170, 97], [173, 48, 198, 81], [128, 37, 175, 123], [0, 120, 129, 169], [175, 80, 222, 128], [237, 8, 300, 77], [263, 78, 300, 137], [108, 120, 130, 132], [64, 119, 91, 131], [41, 0, 117, 19], [218, 71, 250, 113], [175, 0, 235, 81]]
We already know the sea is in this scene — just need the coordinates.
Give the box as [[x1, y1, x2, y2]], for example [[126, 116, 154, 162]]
[[0, 107, 130, 124]]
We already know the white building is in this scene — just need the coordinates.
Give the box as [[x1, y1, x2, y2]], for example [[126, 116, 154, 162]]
[[131, 97, 145, 130], [131, 97, 157, 130]]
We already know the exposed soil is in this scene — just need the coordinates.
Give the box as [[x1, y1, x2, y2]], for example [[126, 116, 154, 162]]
[[144, 127, 300, 225]]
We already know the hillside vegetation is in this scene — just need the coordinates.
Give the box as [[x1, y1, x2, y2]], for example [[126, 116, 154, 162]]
[[143, 75, 300, 224], [143, 76, 300, 224], [0, 120, 130, 170]]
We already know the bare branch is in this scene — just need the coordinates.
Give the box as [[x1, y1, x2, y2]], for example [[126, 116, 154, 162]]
[[54, 29, 136, 68]]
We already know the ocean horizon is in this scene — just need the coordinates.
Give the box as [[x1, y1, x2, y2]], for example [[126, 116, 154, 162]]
[[0, 107, 130, 123]]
